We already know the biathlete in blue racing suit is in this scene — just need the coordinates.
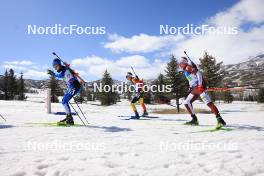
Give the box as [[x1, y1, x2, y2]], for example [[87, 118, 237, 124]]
[[47, 58, 82, 125]]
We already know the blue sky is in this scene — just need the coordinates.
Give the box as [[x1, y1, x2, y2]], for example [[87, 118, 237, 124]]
[[0, 0, 263, 81]]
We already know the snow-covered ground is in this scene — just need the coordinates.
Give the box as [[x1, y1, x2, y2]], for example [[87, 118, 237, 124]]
[[0, 99, 264, 176]]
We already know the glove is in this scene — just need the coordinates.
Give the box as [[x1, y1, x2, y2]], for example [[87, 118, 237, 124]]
[[47, 69, 54, 76], [188, 87, 192, 93], [185, 65, 193, 72], [198, 85, 205, 94]]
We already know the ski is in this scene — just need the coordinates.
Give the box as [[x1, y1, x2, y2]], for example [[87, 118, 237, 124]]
[[118, 115, 159, 119], [25, 122, 86, 127], [192, 127, 234, 133], [183, 123, 199, 126], [181, 122, 233, 132]]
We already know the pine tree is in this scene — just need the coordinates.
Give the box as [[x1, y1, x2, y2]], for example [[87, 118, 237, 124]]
[[257, 88, 264, 103], [199, 52, 225, 101], [75, 88, 85, 103], [18, 72, 26, 100], [98, 70, 117, 105], [85, 88, 95, 101], [143, 91, 152, 104], [125, 90, 133, 101], [3, 70, 8, 100], [0, 75, 3, 99], [48, 75, 60, 103], [223, 91, 233, 103], [165, 55, 188, 112], [8, 69, 18, 100], [153, 73, 169, 103]]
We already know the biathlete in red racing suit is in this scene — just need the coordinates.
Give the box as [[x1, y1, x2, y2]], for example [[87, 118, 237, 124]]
[[179, 57, 226, 129]]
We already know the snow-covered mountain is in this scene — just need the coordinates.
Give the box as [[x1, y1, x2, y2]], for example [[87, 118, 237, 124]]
[[223, 54, 264, 87], [24, 79, 49, 89], [1, 54, 264, 90]]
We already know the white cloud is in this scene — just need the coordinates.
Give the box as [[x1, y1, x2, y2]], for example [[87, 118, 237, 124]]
[[104, 33, 184, 53], [208, 0, 264, 26], [2, 60, 47, 80], [172, 0, 264, 64], [4, 60, 34, 66], [3, 64, 27, 71], [104, 0, 264, 65], [116, 55, 150, 67], [71, 55, 167, 80], [23, 70, 48, 80], [72, 56, 110, 66], [173, 25, 264, 64]]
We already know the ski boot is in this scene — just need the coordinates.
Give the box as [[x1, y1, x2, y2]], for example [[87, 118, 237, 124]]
[[58, 114, 74, 125], [142, 111, 149, 117], [131, 111, 140, 119], [185, 114, 199, 125], [66, 114, 74, 125], [216, 115, 226, 129]]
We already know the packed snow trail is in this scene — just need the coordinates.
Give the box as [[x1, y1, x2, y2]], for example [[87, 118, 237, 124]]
[[0, 100, 264, 176]]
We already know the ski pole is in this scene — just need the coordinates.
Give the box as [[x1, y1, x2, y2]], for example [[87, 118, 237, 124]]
[[73, 99, 89, 124], [131, 66, 136, 75], [184, 51, 191, 61], [0, 114, 6, 121], [52, 52, 86, 84], [69, 103, 87, 126], [184, 51, 198, 69], [131, 66, 139, 79]]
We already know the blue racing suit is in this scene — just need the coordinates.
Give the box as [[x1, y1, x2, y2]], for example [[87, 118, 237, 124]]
[[52, 66, 82, 115]]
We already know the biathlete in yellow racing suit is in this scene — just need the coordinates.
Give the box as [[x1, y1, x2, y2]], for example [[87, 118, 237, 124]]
[[179, 57, 226, 129], [126, 72, 148, 119]]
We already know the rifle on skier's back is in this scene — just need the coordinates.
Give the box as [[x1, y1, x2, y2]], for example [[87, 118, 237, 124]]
[[184, 51, 198, 70], [184, 51, 208, 88], [52, 52, 86, 84], [131, 66, 140, 80]]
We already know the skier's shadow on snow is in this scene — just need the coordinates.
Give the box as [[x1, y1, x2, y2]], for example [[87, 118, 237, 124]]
[[0, 125, 14, 129], [158, 118, 187, 122], [221, 110, 248, 114], [227, 124, 264, 131], [88, 125, 132, 133], [53, 112, 77, 115]]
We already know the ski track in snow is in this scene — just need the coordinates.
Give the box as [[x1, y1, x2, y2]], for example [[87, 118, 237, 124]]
[[0, 100, 264, 176]]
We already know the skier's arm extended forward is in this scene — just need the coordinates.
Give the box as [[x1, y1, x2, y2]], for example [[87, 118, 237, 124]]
[[47, 69, 65, 78]]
